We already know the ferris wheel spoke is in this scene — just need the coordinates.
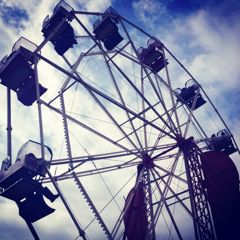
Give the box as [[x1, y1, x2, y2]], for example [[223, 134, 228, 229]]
[[41, 100, 139, 154], [101, 48, 144, 151], [115, 100, 162, 142], [149, 110, 175, 157], [51, 150, 178, 178], [139, 67, 178, 137], [139, 71, 175, 152], [152, 74, 179, 135], [161, 47, 182, 136], [114, 47, 180, 135], [180, 104, 210, 148], [50, 143, 173, 166], [152, 168, 192, 216], [154, 163, 187, 185], [63, 55, 144, 154], [115, 109, 179, 148], [140, 67, 148, 149], [144, 71, 180, 139], [45, 146, 185, 183], [118, 21, 178, 137], [115, 18, 185, 134], [74, 16, 175, 138], [115, 102, 181, 150], [44, 160, 139, 183], [112, 33, 181, 138], [105, 56, 176, 140], [150, 169, 184, 240], [84, 172, 136, 232], [60, 146, 178, 179], [47, 53, 85, 106], [152, 150, 181, 225], [182, 90, 201, 139], [38, 53, 176, 140]]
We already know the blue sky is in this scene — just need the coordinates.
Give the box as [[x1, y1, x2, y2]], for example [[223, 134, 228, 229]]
[[0, 0, 239, 239], [0, 3, 28, 29]]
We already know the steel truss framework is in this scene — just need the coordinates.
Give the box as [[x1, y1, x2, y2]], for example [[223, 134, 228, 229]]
[[1, 3, 240, 240]]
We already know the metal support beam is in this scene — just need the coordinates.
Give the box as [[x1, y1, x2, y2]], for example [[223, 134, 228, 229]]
[[46, 168, 87, 239], [59, 90, 112, 239], [72, 172, 113, 239], [151, 169, 183, 240], [6, 88, 12, 165], [34, 56, 86, 240], [181, 139, 216, 240], [143, 169, 156, 240], [25, 221, 40, 240], [38, 53, 176, 140]]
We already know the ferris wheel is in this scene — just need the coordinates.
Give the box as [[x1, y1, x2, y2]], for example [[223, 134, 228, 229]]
[[0, 1, 239, 240]]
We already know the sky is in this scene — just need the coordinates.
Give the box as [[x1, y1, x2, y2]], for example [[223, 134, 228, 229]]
[[0, 0, 240, 239]]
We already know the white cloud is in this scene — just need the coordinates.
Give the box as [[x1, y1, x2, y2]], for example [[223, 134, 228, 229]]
[[77, 0, 112, 12], [132, 0, 172, 29]]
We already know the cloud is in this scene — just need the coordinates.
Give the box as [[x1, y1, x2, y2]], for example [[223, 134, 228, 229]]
[[0, 3, 29, 30], [132, 0, 172, 28], [169, 10, 240, 121], [76, 0, 112, 12], [132, 0, 240, 127]]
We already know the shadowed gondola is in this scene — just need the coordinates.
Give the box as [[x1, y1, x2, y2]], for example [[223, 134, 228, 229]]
[[42, 0, 77, 55], [137, 38, 168, 73], [0, 141, 58, 223], [175, 79, 206, 110], [93, 7, 123, 50], [209, 129, 237, 155], [0, 37, 47, 106]]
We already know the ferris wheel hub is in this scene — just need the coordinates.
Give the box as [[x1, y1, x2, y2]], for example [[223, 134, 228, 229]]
[[141, 152, 154, 169], [176, 135, 195, 152]]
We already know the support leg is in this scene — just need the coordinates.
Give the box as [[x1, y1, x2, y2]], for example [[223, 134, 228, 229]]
[[25, 221, 40, 240]]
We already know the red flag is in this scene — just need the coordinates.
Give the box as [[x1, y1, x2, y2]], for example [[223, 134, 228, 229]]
[[123, 182, 148, 240]]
